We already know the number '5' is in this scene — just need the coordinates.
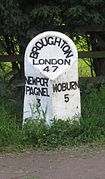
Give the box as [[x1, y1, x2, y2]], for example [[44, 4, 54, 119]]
[[64, 94, 69, 103]]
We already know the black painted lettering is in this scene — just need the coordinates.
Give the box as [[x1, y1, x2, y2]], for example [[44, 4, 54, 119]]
[[43, 78, 49, 87], [30, 51, 39, 59], [35, 58, 70, 66], [53, 84, 58, 92], [33, 87, 38, 95], [67, 82, 70, 90], [52, 66, 58, 72], [53, 83, 62, 92], [26, 86, 49, 96], [33, 59, 39, 65], [70, 81, 78, 90], [32, 46, 37, 52], [62, 45, 70, 52], [43, 66, 50, 72], [54, 37, 61, 47], [35, 87, 49, 96], [30, 86, 34, 95], [25, 76, 33, 85], [51, 59, 57, 65], [35, 41, 43, 50], [41, 38, 48, 47], [57, 59, 63, 65], [44, 59, 51, 65], [48, 37, 54, 45], [57, 83, 62, 92], [41, 88, 49, 96], [64, 59, 71, 65], [39, 59, 45, 64], [36, 98, 41, 107], [40, 78, 47, 86], [61, 83, 67, 91], [26, 86, 30, 94], [64, 94, 69, 103], [65, 50, 73, 58], [36, 77, 41, 85], [36, 77, 49, 86], [29, 35, 75, 62], [25, 76, 49, 87], [60, 40, 67, 49], [53, 81, 79, 93]]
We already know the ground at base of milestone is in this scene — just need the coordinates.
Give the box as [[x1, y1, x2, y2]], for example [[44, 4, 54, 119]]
[[0, 145, 105, 179]]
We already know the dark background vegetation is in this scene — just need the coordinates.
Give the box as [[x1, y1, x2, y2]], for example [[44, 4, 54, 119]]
[[0, 0, 105, 78]]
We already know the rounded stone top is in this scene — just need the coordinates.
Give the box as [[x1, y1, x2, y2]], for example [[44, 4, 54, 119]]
[[24, 31, 78, 80]]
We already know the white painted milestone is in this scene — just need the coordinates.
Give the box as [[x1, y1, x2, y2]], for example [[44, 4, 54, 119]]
[[23, 31, 81, 124]]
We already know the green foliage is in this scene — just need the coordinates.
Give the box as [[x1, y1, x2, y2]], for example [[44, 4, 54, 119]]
[[0, 111, 21, 147], [0, 81, 23, 126], [79, 60, 92, 77], [0, 85, 105, 151], [82, 87, 105, 143], [1, 0, 105, 77], [64, 0, 105, 26], [82, 0, 105, 7], [0, 0, 105, 48]]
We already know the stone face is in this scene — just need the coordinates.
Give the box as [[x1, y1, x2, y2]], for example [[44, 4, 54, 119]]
[[23, 31, 81, 124]]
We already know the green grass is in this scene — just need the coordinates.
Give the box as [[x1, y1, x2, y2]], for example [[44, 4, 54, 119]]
[[0, 81, 105, 151]]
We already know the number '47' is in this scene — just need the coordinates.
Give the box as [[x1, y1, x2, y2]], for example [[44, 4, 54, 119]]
[[43, 66, 58, 72]]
